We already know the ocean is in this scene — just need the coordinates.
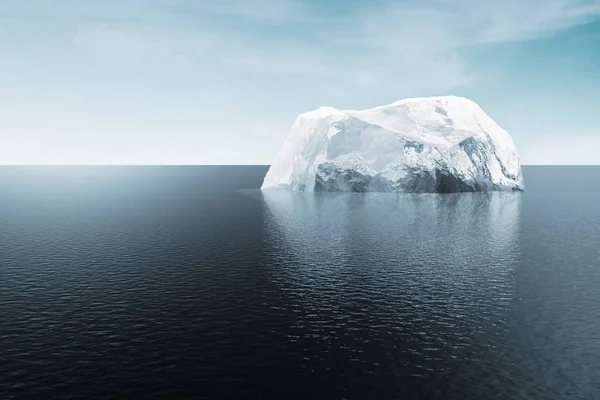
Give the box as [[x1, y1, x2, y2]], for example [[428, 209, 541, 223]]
[[1, 166, 599, 399]]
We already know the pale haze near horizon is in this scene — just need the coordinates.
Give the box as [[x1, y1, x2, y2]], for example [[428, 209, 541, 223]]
[[1, 0, 599, 165]]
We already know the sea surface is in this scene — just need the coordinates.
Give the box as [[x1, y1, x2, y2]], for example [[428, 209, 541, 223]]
[[1, 166, 599, 400]]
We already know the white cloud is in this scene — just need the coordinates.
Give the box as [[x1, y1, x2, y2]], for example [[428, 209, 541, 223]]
[[65, 0, 600, 95], [73, 25, 222, 67], [332, 0, 600, 91], [197, 0, 308, 23]]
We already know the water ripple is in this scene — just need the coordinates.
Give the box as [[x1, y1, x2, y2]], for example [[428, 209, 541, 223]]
[[1, 166, 600, 399]]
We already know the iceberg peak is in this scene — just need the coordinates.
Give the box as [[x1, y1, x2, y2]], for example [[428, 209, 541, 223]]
[[299, 106, 342, 118]]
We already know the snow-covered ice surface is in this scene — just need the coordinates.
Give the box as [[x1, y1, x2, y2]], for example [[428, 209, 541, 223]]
[[261, 96, 524, 193]]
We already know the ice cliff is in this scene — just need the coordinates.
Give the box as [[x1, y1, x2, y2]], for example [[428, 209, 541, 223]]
[[261, 96, 524, 193]]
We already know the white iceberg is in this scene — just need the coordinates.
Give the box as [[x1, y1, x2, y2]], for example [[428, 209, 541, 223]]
[[261, 96, 524, 193]]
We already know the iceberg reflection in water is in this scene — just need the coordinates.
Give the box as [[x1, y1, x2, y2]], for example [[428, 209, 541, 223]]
[[260, 190, 523, 394]]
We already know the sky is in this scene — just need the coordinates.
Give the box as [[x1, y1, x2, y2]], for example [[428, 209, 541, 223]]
[[1, 0, 599, 165]]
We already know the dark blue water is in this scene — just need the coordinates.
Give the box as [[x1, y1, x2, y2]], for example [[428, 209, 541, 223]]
[[1, 166, 599, 399]]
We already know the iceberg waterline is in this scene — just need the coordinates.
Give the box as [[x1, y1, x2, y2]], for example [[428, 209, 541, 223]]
[[261, 96, 524, 193]]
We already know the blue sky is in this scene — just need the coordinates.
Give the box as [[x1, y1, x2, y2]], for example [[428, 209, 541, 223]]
[[0, 0, 599, 164]]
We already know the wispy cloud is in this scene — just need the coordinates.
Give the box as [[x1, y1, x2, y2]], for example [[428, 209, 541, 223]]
[[332, 0, 600, 91], [73, 25, 222, 68], [63, 0, 600, 96], [195, 0, 308, 23]]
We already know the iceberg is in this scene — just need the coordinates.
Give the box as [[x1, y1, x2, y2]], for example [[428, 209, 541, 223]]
[[261, 96, 524, 193]]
